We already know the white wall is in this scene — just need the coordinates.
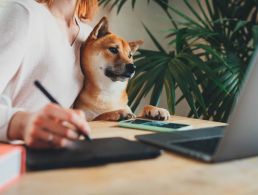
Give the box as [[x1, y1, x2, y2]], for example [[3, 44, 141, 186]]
[[91, 0, 195, 116]]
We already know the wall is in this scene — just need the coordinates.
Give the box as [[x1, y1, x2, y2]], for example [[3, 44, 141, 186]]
[[92, 0, 193, 116]]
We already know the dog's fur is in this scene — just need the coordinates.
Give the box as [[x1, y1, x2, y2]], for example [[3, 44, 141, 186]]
[[74, 17, 170, 121]]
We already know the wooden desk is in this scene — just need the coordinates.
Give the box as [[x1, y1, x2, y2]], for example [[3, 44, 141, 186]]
[[3, 116, 258, 195]]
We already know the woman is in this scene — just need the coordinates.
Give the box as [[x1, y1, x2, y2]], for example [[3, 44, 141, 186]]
[[0, 0, 98, 148]]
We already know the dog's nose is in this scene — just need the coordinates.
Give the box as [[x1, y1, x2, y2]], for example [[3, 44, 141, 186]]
[[125, 64, 136, 74]]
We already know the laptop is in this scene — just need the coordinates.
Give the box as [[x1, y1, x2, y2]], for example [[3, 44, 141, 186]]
[[136, 48, 258, 163]]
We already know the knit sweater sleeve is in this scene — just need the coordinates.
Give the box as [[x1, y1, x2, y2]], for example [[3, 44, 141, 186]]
[[0, 2, 30, 142]]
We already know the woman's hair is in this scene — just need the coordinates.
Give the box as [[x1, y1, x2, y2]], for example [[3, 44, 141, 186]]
[[37, 0, 98, 21]]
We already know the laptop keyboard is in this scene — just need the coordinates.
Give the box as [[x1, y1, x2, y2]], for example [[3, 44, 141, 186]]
[[170, 137, 222, 155]]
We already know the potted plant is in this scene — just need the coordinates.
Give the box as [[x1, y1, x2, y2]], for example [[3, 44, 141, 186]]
[[100, 0, 258, 122]]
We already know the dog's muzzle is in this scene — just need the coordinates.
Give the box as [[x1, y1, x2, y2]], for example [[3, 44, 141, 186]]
[[105, 64, 136, 81]]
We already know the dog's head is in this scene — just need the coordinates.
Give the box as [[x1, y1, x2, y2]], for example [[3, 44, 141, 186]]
[[81, 17, 143, 83]]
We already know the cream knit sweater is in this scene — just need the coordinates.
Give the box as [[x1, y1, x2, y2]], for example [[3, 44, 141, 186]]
[[0, 0, 91, 141]]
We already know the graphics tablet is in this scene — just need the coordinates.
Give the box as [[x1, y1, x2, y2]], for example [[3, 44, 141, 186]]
[[26, 137, 161, 170]]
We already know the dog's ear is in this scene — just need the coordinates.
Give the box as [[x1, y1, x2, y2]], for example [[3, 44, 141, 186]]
[[129, 40, 144, 54], [90, 16, 111, 39]]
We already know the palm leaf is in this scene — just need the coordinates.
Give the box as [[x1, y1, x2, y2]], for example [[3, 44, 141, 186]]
[[142, 24, 167, 54]]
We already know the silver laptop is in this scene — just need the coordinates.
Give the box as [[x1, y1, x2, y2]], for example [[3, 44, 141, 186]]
[[136, 48, 258, 162]]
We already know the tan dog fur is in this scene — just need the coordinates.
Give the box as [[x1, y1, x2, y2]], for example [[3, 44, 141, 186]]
[[74, 17, 170, 121]]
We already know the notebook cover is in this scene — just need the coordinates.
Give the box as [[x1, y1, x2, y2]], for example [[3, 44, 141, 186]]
[[0, 144, 26, 192], [26, 137, 161, 170]]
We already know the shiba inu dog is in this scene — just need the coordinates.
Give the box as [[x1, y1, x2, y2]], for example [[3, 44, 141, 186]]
[[74, 17, 170, 121]]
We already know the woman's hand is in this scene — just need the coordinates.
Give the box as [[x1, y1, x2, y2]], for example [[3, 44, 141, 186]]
[[7, 103, 91, 148]]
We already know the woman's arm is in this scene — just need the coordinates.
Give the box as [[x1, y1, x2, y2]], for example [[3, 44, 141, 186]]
[[0, 2, 31, 142]]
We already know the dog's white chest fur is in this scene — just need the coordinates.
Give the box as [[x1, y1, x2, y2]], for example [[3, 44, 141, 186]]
[[79, 81, 128, 121]]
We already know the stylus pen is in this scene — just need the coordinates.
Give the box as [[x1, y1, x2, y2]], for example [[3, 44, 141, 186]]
[[34, 80, 92, 142]]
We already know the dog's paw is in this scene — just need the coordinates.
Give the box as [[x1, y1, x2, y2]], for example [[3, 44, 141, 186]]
[[94, 109, 136, 121], [142, 105, 170, 121], [115, 109, 136, 121]]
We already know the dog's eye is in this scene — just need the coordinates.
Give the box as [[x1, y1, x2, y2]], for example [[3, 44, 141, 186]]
[[109, 47, 119, 54]]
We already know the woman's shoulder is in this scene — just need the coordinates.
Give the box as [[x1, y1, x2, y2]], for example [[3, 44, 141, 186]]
[[0, 0, 31, 29], [3, 0, 44, 16], [1, 0, 51, 32]]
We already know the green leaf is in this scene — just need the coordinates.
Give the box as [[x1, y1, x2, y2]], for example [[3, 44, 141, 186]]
[[164, 72, 176, 114], [195, 44, 233, 72], [252, 25, 258, 48], [130, 66, 164, 111], [111, 0, 120, 10], [196, 0, 212, 28], [153, 0, 169, 11], [117, 0, 127, 14], [232, 21, 248, 34], [169, 61, 199, 117], [166, 2, 204, 29], [132, 0, 136, 9], [182, 0, 211, 30], [142, 23, 167, 54]]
